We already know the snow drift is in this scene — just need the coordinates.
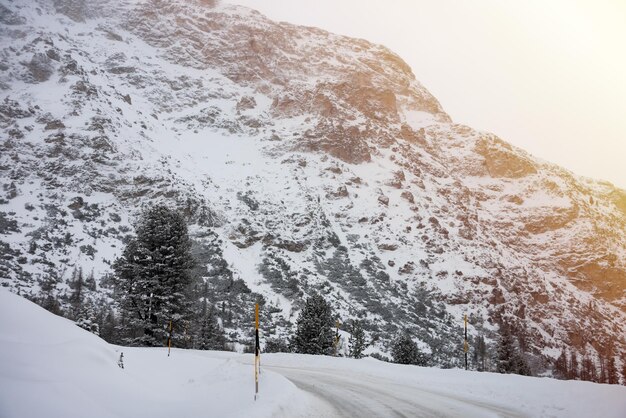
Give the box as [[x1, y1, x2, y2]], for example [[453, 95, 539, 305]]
[[0, 289, 310, 418]]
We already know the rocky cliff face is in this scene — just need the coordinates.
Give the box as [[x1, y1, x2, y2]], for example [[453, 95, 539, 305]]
[[1, 0, 624, 371]]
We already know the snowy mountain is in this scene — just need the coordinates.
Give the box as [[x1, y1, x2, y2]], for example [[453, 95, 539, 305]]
[[1, 0, 625, 374]]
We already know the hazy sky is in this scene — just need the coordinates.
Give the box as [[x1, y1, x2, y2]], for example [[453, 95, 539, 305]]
[[229, 0, 626, 189]]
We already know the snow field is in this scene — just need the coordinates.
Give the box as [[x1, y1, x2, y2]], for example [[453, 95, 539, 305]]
[[0, 290, 311, 418], [2, 290, 625, 418]]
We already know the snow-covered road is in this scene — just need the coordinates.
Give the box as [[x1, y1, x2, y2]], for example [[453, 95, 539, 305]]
[[268, 365, 524, 418], [257, 353, 626, 418]]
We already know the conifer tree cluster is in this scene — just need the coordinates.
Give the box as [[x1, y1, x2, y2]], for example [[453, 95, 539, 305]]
[[554, 345, 620, 384], [23, 205, 243, 352], [496, 325, 531, 376], [111, 205, 230, 348]]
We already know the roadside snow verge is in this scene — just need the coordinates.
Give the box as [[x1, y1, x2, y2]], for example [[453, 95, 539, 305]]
[[0, 290, 309, 418]]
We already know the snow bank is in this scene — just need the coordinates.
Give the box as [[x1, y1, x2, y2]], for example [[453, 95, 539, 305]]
[[0, 290, 310, 418]]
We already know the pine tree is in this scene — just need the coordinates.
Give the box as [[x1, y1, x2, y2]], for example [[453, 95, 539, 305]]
[[475, 335, 487, 371], [113, 205, 194, 346], [85, 270, 97, 291], [515, 353, 532, 376], [607, 356, 618, 384], [569, 352, 580, 380], [99, 307, 118, 343], [581, 355, 600, 382], [292, 294, 334, 355], [496, 325, 531, 375], [554, 350, 569, 379], [39, 268, 62, 316], [195, 299, 226, 350], [348, 319, 367, 359], [391, 331, 423, 365], [579, 356, 588, 381], [68, 267, 84, 315], [597, 343, 618, 385], [496, 328, 517, 374], [599, 354, 608, 384]]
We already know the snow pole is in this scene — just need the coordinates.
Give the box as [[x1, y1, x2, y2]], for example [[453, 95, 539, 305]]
[[167, 320, 172, 357], [463, 314, 468, 370], [254, 303, 260, 400], [334, 320, 341, 356], [257, 305, 261, 375]]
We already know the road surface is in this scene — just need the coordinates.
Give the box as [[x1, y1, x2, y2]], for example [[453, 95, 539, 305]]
[[268, 365, 526, 418]]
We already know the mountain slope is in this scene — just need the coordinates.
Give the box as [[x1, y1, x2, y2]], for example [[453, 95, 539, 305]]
[[0, 0, 625, 374]]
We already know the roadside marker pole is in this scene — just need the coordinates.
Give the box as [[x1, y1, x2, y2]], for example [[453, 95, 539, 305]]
[[334, 320, 340, 356], [167, 320, 173, 357], [463, 314, 468, 370], [257, 304, 261, 375], [254, 303, 260, 400]]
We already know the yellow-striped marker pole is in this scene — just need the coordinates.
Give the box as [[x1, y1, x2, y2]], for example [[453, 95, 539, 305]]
[[463, 314, 468, 370], [257, 305, 261, 375], [167, 320, 172, 357], [254, 303, 260, 400]]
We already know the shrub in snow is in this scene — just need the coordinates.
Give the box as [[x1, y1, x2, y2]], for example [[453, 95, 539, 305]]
[[75, 303, 100, 336], [392, 332, 425, 366], [264, 337, 290, 353]]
